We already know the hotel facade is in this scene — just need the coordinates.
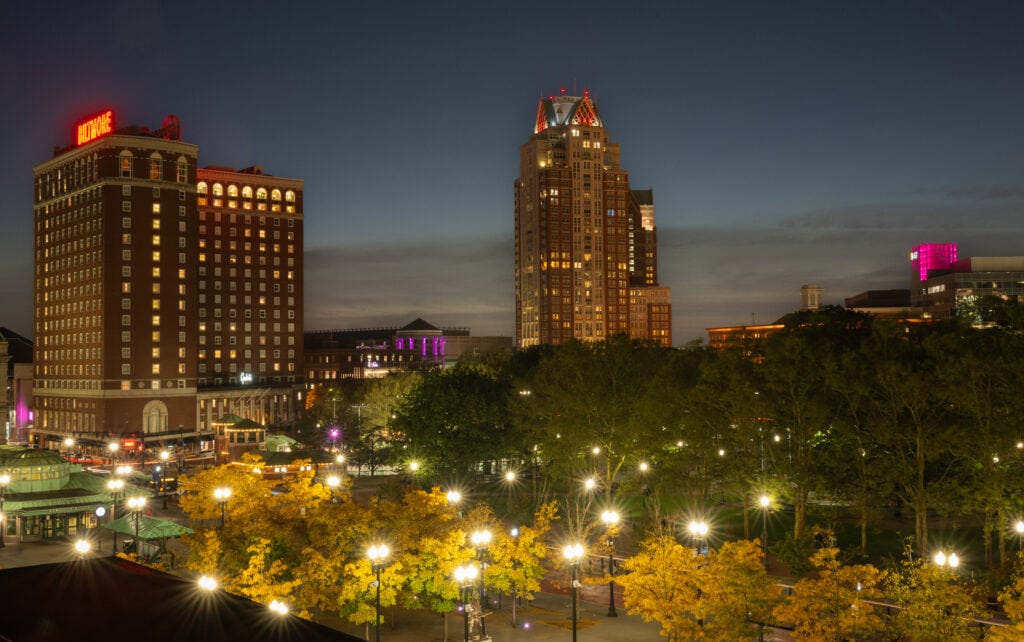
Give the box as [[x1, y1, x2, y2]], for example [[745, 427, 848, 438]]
[[31, 111, 303, 456]]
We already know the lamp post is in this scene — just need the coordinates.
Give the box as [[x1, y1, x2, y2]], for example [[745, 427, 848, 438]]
[[601, 510, 620, 617], [454, 563, 478, 642], [368, 544, 390, 642], [106, 477, 125, 554], [127, 496, 146, 555], [759, 494, 771, 562], [327, 475, 341, 503], [214, 487, 231, 529], [107, 441, 118, 464], [74, 537, 92, 558], [563, 543, 585, 642], [446, 490, 462, 518], [159, 450, 170, 509], [689, 519, 709, 555], [934, 550, 960, 570], [1015, 520, 1024, 553], [471, 529, 492, 637], [0, 473, 10, 549], [510, 526, 521, 627]]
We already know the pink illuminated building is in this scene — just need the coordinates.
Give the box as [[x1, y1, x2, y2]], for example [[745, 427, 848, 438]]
[[910, 243, 958, 281]]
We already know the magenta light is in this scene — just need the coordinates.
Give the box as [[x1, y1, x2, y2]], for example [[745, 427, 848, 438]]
[[911, 243, 957, 281]]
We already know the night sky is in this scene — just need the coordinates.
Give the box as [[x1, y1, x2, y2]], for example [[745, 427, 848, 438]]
[[3, 1, 1024, 343]]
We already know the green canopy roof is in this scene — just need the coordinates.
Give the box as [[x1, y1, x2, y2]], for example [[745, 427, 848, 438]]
[[102, 514, 194, 540]]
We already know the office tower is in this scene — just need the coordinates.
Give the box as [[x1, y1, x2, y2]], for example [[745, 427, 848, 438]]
[[514, 90, 671, 347], [32, 110, 303, 456]]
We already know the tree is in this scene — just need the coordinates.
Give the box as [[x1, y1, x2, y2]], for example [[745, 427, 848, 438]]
[[351, 372, 421, 475], [486, 501, 557, 606], [757, 307, 871, 541], [773, 547, 885, 641], [700, 539, 781, 641], [525, 336, 670, 499], [884, 550, 984, 642], [990, 557, 1024, 640], [866, 321, 959, 555], [618, 535, 706, 640], [394, 364, 516, 479]]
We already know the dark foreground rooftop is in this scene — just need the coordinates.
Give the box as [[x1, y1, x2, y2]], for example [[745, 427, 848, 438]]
[[0, 556, 361, 642]]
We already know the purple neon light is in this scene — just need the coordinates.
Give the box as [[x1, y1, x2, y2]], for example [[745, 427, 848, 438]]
[[911, 243, 957, 281]]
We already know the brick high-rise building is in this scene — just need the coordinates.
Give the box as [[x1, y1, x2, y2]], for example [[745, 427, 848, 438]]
[[514, 91, 671, 347], [32, 111, 303, 457]]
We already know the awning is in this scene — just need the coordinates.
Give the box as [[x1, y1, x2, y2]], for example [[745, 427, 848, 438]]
[[17, 502, 106, 517], [103, 514, 195, 540]]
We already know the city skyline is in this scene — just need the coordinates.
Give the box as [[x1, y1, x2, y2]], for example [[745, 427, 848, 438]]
[[3, 2, 1024, 343]]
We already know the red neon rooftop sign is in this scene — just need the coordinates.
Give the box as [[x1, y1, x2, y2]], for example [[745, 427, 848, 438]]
[[75, 109, 114, 146]]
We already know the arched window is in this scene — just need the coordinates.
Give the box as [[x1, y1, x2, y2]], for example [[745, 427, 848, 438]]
[[176, 156, 188, 183], [149, 152, 163, 180], [285, 190, 296, 213], [141, 400, 168, 434], [212, 183, 223, 207], [271, 189, 282, 212], [119, 150, 133, 178], [256, 188, 268, 211], [227, 185, 238, 209]]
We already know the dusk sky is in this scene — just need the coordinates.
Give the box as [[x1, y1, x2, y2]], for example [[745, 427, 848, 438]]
[[3, 1, 1024, 344]]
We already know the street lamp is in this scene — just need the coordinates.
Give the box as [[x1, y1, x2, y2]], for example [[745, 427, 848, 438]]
[[198, 575, 218, 591], [1015, 520, 1024, 552], [446, 490, 462, 517], [583, 477, 597, 493], [107, 442, 118, 464], [689, 519, 709, 555], [471, 529, 492, 636], [454, 564, 478, 642], [563, 543, 585, 642], [214, 487, 231, 529], [106, 477, 125, 554], [510, 526, 521, 627], [326, 475, 342, 503], [934, 550, 959, 569], [127, 496, 146, 555], [367, 544, 390, 642], [0, 473, 10, 549], [74, 538, 92, 557], [159, 450, 170, 509], [601, 510, 620, 617], [759, 494, 771, 560]]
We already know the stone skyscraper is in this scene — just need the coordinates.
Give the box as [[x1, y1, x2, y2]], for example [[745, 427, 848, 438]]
[[514, 90, 671, 347]]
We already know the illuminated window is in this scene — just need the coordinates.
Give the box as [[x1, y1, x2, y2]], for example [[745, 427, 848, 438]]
[[120, 152, 133, 178], [256, 188, 267, 210], [152, 203, 160, 214], [152, 234, 160, 245], [197, 182, 208, 205], [149, 155, 162, 180], [152, 251, 161, 262]]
